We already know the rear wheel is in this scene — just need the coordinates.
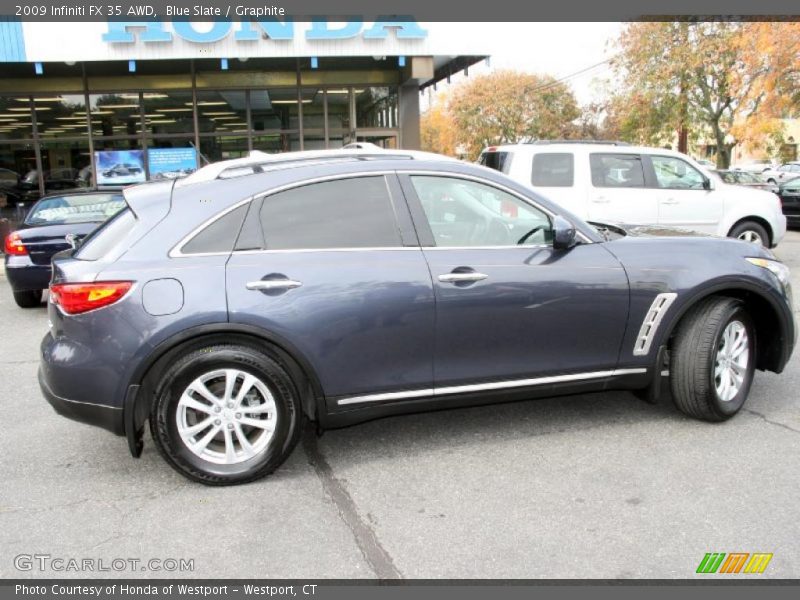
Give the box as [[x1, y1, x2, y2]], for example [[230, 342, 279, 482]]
[[150, 344, 304, 485], [12, 289, 42, 308], [670, 297, 755, 421], [728, 221, 769, 247]]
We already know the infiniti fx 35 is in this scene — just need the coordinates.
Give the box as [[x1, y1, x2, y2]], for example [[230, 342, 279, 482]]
[[38, 150, 796, 485]]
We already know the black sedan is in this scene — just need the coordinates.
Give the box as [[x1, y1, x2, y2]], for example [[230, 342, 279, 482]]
[[3, 190, 125, 308], [778, 179, 800, 228]]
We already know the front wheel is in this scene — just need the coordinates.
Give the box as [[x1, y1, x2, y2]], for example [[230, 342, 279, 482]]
[[670, 297, 755, 422], [12, 289, 43, 308], [149, 344, 305, 485], [728, 221, 769, 247]]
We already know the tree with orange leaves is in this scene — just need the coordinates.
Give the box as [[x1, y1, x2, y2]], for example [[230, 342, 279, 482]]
[[612, 21, 800, 168]]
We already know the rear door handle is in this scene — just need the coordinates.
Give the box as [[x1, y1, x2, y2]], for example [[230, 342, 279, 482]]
[[661, 198, 679, 205], [438, 272, 488, 283], [592, 196, 609, 203], [246, 279, 303, 291]]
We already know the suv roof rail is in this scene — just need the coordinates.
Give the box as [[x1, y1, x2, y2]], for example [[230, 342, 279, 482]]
[[520, 139, 631, 146], [177, 149, 442, 186]]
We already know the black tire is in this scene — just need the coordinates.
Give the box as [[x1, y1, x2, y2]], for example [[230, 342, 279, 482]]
[[670, 297, 756, 422], [728, 220, 770, 247], [149, 344, 305, 485], [12, 289, 42, 308]]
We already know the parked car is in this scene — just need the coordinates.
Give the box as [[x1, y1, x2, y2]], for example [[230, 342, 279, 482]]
[[712, 169, 779, 194], [4, 190, 125, 308], [38, 149, 795, 485], [732, 158, 778, 173], [478, 141, 786, 248], [102, 163, 143, 178], [759, 161, 800, 185], [777, 178, 800, 228]]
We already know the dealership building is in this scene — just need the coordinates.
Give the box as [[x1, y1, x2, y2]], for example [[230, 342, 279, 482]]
[[0, 20, 484, 208]]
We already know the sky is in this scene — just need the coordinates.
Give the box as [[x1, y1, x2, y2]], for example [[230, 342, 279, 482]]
[[423, 22, 624, 110]]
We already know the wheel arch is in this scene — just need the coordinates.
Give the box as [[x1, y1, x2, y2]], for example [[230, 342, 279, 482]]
[[124, 324, 326, 456], [726, 215, 773, 246], [657, 283, 791, 375]]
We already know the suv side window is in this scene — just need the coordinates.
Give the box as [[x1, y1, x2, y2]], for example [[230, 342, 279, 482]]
[[531, 153, 574, 187], [410, 175, 552, 248], [590, 154, 646, 188], [651, 155, 706, 190], [258, 176, 402, 250]]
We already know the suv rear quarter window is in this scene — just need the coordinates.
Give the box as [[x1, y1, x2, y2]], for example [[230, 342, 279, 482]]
[[531, 153, 574, 187], [479, 151, 511, 174]]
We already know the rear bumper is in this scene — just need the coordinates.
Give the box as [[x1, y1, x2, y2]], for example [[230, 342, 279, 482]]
[[4, 255, 51, 292], [39, 333, 124, 436], [39, 368, 124, 435]]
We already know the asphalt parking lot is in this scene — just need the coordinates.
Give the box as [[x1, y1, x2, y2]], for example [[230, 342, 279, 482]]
[[1, 233, 799, 580]]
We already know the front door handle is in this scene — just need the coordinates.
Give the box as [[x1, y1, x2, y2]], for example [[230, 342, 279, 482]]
[[592, 196, 609, 203], [438, 272, 489, 283], [662, 197, 679, 205], [246, 279, 303, 291]]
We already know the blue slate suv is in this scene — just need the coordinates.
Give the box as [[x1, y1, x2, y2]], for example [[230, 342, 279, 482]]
[[39, 150, 796, 485]]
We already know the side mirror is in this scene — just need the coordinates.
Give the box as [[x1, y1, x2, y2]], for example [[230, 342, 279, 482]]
[[552, 215, 577, 250], [703, 177, 715, 190]]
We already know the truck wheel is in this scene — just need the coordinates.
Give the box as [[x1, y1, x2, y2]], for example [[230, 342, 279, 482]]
[[150, 344, 305, 485], [729, 221, 769, 247], [670, 297, 755, 422], [12, 289, 43, 308]]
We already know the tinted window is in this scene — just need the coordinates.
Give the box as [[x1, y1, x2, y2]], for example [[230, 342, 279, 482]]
[[25, 193, 125, 226], [590, 154, 645, 188], [181, 204, 248, 255], [651, 156, 706, 190], [76, 208, 136, 261], [411, 175, 551, 248], [479, 151, 510, 173], [259, 176, 401, 250], [531, 153, 574, 187]]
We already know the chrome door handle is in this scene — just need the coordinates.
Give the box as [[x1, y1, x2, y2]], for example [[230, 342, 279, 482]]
[[246, 279, 303, 291], [438, 272, 488, 283]]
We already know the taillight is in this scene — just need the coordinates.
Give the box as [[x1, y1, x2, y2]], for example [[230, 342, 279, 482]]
[[4, 232, 27, 256], [50, 281, 133, 315]]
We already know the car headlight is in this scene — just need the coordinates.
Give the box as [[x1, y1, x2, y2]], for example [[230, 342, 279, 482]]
[[747, 257, 792, 298]]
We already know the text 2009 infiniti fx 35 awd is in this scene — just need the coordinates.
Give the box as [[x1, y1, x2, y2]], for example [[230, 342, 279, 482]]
[[39, 149, 796, 485]]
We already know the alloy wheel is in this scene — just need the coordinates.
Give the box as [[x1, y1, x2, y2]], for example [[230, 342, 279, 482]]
[[714, 321, 749, 402], [176, 368, 277, 464]]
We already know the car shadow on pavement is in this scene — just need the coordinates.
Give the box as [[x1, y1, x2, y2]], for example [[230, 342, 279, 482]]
[[308, 385, 686, 467]]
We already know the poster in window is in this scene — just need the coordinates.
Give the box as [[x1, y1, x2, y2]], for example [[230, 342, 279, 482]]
[[148, 148, 198, 181], [94, 150, 146, 186]]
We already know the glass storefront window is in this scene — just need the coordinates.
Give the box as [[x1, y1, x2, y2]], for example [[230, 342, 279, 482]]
[[89, 93, 141, 136], [356, 87, 398, 129], [38, 138, 92, 188], [0, 96, 34, 140], [251, 87, 299, 132], [326, 87, 353, 133], [199, 135, 250, 163], [142, 91, 194, 135], [32, 94, 87, 140], [196, 90, 248, 135]]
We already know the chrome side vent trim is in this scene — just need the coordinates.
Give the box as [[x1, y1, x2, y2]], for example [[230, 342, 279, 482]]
[[633, 292, 678, 356]]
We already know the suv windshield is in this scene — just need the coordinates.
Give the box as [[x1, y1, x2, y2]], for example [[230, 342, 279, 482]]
[[25, 193, 125, 226]]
